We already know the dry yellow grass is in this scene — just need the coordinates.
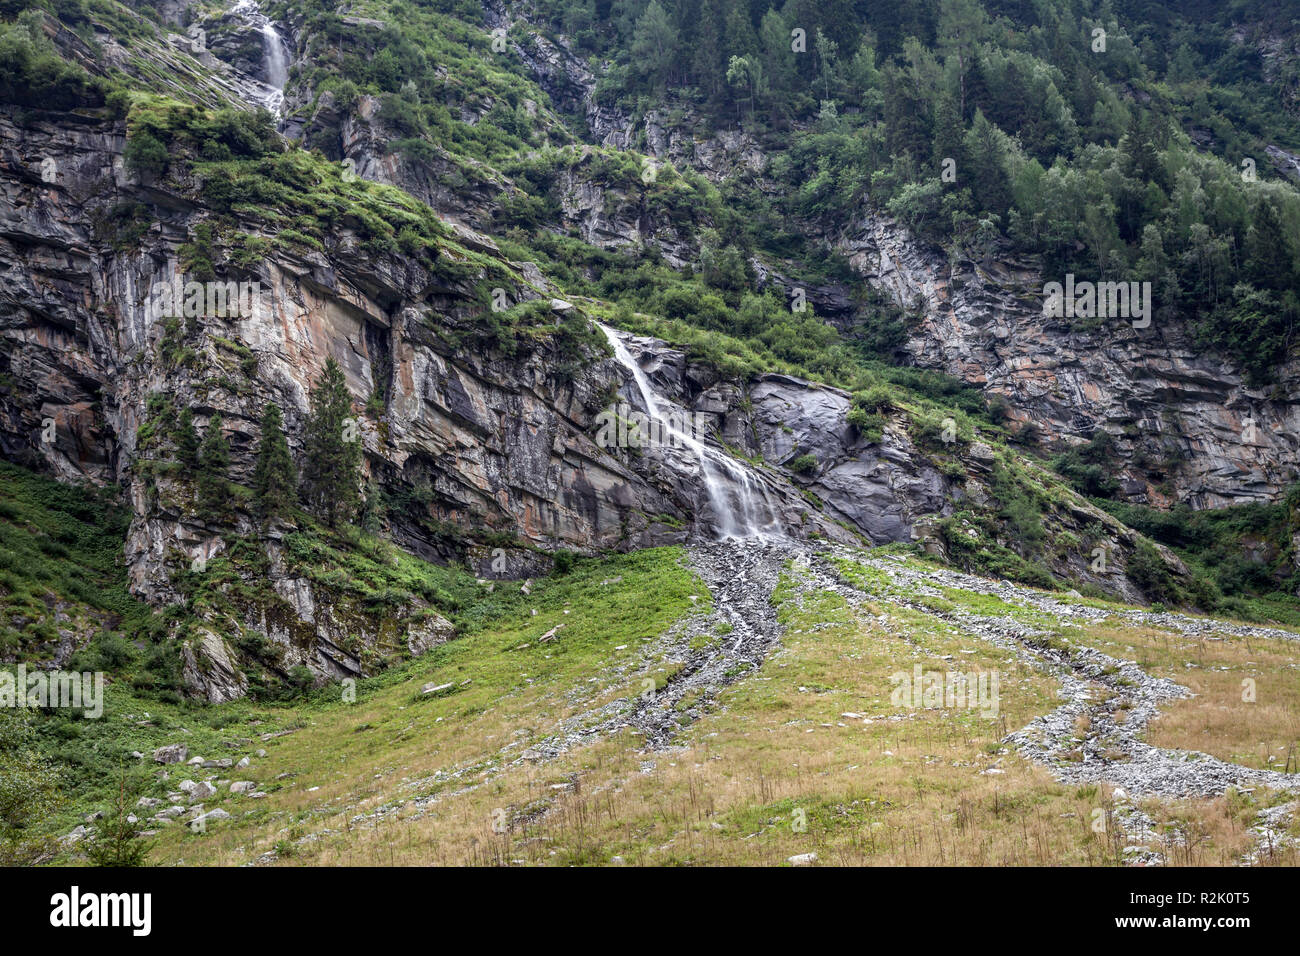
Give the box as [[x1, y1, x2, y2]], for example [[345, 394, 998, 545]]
[[148, 556, 1300, 867], [1065, 621, 1300, 772]]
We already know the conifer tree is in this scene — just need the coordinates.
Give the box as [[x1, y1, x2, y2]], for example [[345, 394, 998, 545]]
[[302, 357, 360, 527], [1245, 199, 1296, 291], [252, 403, 296, 524], [173, 406, 199, 468], [195, 413, 230, 518]]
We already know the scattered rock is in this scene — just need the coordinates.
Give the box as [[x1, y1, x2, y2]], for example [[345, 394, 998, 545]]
[[178, 780, 218, 802], [191, 808, 231, 828], [152, 744, 188, 764]]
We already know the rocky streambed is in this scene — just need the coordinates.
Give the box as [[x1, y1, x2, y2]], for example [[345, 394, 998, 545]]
[[245, 540, 1296, 865]]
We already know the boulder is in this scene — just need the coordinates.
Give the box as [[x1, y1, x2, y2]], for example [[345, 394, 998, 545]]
[[152, 744, 188, 764]]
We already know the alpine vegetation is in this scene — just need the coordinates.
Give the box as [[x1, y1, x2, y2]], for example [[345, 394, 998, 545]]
[[0, 0, 1297, 894]]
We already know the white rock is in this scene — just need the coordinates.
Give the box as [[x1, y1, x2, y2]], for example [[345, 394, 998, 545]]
[[191, 808, 231, 827]]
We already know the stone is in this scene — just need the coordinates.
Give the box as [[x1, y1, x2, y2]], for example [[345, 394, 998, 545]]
[[787, 853, 818, 866], [191, 808, 231, 827], [407, 613, 454, 656], [152, 744, 188, 764], [177, 780, 218, 802]]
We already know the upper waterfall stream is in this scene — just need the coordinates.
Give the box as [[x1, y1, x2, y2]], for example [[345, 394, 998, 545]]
[[599, 324, 783, 541], [231, 0, 290, 115]]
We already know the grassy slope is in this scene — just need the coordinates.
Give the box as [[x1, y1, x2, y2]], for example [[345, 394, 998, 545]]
[[0, 461, 153, 661], [4, 460, 1297, 865], [130, 545, 703, 866], [137, 552, 1300, 867], [0, 462, 698, 850]]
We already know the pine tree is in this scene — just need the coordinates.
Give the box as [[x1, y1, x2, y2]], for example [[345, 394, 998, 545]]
[[252, 403, 296, 525], [1245, 199, 1297, 291], [963, 110, 1012, 217], [883, 66, 931, 161], [632, 0, 676, 90], [173, 406, 199, 468], [963, 51, 992, 122], [938, 0, 985, 119], [1121, 112, 1161, 188], [689, 0, 725, 98], [195, 413, 229, 518], [302, 357, 360, 527], [85, 773, 150, 867], [932, 89, 966, 175]]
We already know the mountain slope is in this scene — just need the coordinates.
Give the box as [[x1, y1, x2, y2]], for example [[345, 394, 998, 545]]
[[1, 0, 1299, 866]]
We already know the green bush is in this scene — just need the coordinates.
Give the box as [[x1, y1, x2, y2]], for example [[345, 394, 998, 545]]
[[788, 453, 818, 474]]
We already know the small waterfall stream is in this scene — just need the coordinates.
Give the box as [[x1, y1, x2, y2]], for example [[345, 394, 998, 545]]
[[600, 324, 783, 541], [231, 0, 290, 115]]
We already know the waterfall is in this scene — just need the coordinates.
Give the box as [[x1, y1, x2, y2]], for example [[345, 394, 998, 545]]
[[599, 324, 783, 541], [231, 0, 290, 115]]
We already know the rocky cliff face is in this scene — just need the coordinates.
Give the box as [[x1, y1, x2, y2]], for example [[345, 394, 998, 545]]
[[612, 331, 1181, 603], [466, 4, 1299, 513], [0, 102, 689, 698], [0, 2, 1214, 702], [0, 98, 875, 699], [838, 213, 1300, 509]]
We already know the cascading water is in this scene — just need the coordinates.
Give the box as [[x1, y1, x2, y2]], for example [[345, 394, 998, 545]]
[[600, 324, 783, 541], [231, 0, 290, 115]]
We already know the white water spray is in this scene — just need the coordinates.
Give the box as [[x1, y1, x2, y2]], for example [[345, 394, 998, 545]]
[[600, 324, 783, 541], [231, 0, 290, 115]]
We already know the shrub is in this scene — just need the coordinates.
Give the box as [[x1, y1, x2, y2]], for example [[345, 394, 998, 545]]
[[551, 549, 575, 575], [1126, 539, 1181, 606], [124, 130, 168, 180], [788, 453, 818, 474]]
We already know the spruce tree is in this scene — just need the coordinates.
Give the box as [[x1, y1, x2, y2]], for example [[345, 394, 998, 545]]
[[302, 357, 360, 527], [85, 773, 150, 867], [252, 403, 296, 525], [1245, 199, 1296, 291], [632, 0, 676, 90], [196, 413, 229, 518], [173, 406, 199, 468]]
